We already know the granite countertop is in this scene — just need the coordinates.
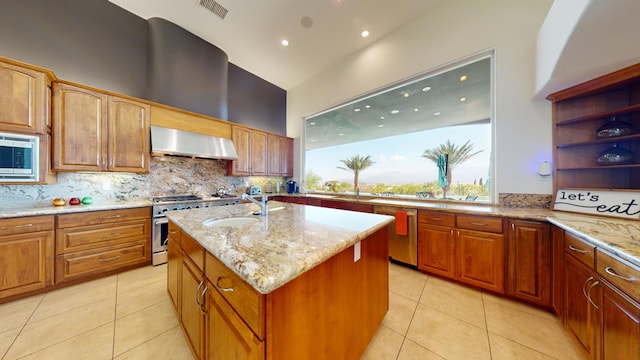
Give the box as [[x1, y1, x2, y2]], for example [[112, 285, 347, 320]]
[[0, 199, 153, 218], [166, 201, 394, 294]]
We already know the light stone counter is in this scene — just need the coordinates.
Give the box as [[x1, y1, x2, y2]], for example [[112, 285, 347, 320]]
[[166, 201, 394, 294], [0, 199, 152, 218]]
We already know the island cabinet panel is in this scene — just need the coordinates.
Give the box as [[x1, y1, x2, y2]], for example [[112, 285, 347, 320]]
[[0, 215, 54, 301], [0, 58, 51, 134], [563, 232, 598, 359], [265, 228, 388, 359], [55, 208, 151, 284], [166, 222, 181, 311], [181, 253, 205, 359], [507, 220, 551, 307]]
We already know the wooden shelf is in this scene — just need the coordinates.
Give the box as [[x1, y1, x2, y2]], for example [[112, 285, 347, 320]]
[[556, 103, 640, 126], [557, 163, 640, 171], [557, 133, 640, 148]]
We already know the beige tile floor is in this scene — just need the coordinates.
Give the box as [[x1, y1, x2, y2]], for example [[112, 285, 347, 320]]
[[0, 263, 584, 360]]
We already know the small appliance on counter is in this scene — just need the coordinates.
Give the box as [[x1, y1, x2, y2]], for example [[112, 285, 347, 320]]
[[248, 186, 262, 195], [286, 180, 297, 194]]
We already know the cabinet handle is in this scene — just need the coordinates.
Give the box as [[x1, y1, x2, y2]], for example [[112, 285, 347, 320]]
[[582, 276, 594, 300], [605, 266, 637, 282], [430, 217, 443, 221], [568, 244, 588, 254], [215, 277, 234, 292], [195, 280, 205, 306], [199, 286, 209, 314], [450, 229, 454, 236], [99, 215, 121, 220], [586, 280, 600, 309], [0, 223, 34, 230], [469, 222, 488, 226], [511, 223, 515, 232], [169, 230, 177, 235], [100, 233, 121, 239], [99, 255, 120, 262]]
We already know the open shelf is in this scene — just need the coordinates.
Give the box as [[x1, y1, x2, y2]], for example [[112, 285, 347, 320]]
[[556, 103, 640, 126]]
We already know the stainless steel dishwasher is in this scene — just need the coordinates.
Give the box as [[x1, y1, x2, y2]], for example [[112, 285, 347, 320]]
[[374, 206, 418, 266]]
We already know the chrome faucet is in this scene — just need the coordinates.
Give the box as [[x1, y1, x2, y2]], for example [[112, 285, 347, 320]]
[[242, 193, 268, 215]]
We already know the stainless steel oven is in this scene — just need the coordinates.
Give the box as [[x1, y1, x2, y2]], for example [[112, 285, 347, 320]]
[[151, 194, 240, 265]]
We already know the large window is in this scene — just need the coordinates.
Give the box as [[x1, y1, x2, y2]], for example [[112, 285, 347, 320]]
[[304, 54, 493, 202]]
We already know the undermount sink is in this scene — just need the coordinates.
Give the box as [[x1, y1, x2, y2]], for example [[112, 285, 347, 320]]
[[203, 217, 259, 227]]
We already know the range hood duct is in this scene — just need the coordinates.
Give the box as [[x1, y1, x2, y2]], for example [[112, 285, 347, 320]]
[[151, 126, 238, 160]]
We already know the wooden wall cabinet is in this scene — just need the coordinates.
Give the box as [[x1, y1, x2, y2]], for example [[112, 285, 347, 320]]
[[0, 57, 53, 134], [55, 207, 151, 284], [267, 134, 293, 177], [507, 220, 551, 307], [547, 63, 640, 191], [0, 216, 54, 301], [229, 125, 267, 176], [52, 81, 150, 173]]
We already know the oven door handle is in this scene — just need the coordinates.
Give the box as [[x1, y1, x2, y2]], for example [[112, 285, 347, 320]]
[[155, 218, 169, 226]]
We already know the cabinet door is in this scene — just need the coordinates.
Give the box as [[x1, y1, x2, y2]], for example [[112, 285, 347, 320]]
[[108, 96, 150, 173], [551, 225, 565, 316], [0, 61, 48, 134], [599, 283, 640, 360], [251, 130, 267, 176], [417, 224, 455, 279], [230, 126, 251, 175], [167, 234, 181, 312], [52, 82, 108, 171], [456, 229, 505, 293], [0, 231, 54, 299], [181, 254, 205, 359], [206, 283, 265, 360], [507, 220, 551, 307], [267, 134, 282, 176], [282, 136, 293, 177], [564, 254, 598, 358]]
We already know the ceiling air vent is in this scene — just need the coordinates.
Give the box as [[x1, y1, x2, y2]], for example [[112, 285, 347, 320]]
[[199, 0, 228, 19]]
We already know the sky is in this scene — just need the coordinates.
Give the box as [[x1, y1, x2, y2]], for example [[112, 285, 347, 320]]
[[305, 123, 491, 186]]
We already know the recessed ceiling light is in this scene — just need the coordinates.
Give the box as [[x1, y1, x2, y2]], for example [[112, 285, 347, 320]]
[[459, 75, 467, 81], [378, 124, 384, 128], [361, 30, 370, 38], [281, 39, 289, 47], [414, 108, 419, 112], [460, 97, 467, 102], [380, 116, 385, 120], [339, 133, 344, 136], [433, 112, 441, 116], [403, 92, 409, 98], [422, 86, 431, 92], [354, 108, 361, 112], [309, 122, 316, 125], [390, 110, 400, 114], [365, 105, 370, 109]]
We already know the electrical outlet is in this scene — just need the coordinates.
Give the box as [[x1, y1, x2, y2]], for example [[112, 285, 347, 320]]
[[354, 242, 361, 262]]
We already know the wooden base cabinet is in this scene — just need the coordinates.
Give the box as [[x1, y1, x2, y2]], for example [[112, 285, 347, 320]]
[[507, 220, 551, 307], [417, 211, 456, 279], [167, 222, 181, 311], [0, 216, 54, 300]]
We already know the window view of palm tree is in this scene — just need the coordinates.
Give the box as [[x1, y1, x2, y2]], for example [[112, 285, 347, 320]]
[[304, 54, 493, 202]]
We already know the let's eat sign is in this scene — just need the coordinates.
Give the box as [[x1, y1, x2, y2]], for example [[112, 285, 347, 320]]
[[553, 189, 640, 220]]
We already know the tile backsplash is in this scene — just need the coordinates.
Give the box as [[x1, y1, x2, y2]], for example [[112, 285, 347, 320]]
[[0, 156, 283, 205]]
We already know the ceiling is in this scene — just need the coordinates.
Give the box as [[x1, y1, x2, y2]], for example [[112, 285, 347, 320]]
[[108, 0, 445, 90], [306, 57, 491, 149]]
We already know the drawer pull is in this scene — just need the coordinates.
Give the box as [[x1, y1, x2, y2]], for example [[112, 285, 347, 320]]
[[429, 217, 443, 221], [215, 277, 234, 292], [604, 266, 637, 282], [469, 222, 488, 226], [99, 255, 121, 262], [0, 223, 34, 230], [169, 230, 177, 235], [568, 245, 589, 254], [100, 233, 121, 239], [99, 215, 121, 220]]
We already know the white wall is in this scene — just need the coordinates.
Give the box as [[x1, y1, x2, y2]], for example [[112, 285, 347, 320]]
[[287, 0, 554, 200]]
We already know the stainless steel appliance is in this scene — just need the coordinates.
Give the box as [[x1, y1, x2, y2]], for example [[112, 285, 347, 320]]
[[374, 206, 418, 266], [0, 132, 39, 182], [151, 194, 240, 265]]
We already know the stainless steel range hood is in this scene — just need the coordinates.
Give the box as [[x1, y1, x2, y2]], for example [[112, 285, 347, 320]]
[[151, 126, 238, 160]]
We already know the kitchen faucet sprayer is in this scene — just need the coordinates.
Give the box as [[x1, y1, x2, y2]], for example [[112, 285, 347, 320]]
[[242, 193, 268, 215]]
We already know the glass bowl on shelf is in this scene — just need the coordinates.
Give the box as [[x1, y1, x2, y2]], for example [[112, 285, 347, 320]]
[[595, 143, 636, 166], [595, 116, 637, 139]]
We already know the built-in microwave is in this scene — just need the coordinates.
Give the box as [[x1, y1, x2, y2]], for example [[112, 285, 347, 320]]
[[0, 132, 39, 182]]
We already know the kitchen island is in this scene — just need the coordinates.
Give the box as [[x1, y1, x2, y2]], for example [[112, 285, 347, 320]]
[[166, 201, 394, 359]]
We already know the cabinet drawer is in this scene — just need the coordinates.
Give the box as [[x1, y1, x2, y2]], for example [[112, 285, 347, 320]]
[[206, 252, 265, 339], [564, 232, 595, 267], [181, 232, 204, 271], [597, 250, 640, 301], [56, 219, 150, 254], [418, 210, 455, 227], [57, 207, 150, 228], [55, 240, 150, 283], [0, 215, 54, 236], [456, 214, 503, 233]]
